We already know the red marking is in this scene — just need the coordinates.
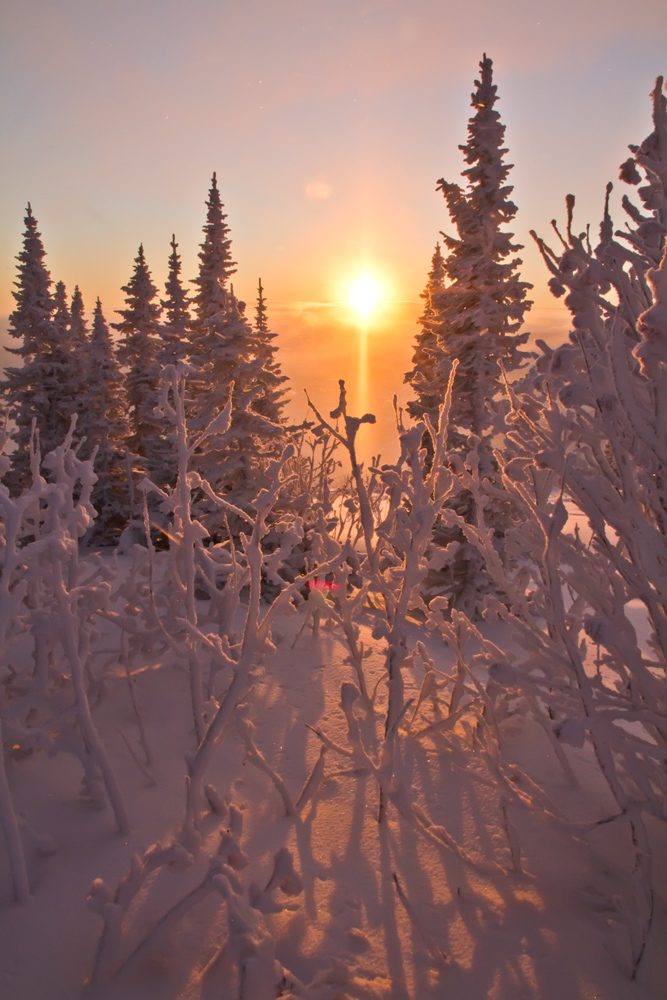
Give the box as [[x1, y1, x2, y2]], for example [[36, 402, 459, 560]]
[[306, 579, 340, 592]]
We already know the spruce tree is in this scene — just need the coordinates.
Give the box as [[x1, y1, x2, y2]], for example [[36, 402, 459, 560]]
[[1, 205, 58, 491], [67, 285, 90, 436], [188, 176, 284, 510], [112, 245, 162, 476], [191, 287, 280, 503], [47, 280, 79, 444], [157, 235, 192, 368], [190, 172, 236, 339], [404, 244, 447, 431], [251, 278, 289, 426], [80, 299, 131, 542], [406, 55, 532, 474], [69, 285, 88, 352], [406, 56, 533, 613]]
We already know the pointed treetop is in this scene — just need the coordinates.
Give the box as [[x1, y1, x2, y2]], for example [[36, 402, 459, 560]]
[[113, 243, 161, 348], [158, 234, 191, 366], [255, 278, 269, 335], [407, 55, 532, 441], [161, 234, 190, 323], [191, 173, 237, 328], [89, 298, 116, 362], [70, 286, 88, 347], [7, 205, 54, 357], [52, 281, 70, 347], [53, 280, 69, 314]]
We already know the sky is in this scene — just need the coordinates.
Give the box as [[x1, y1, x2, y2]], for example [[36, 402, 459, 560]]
[[1, 0, 666, 457]]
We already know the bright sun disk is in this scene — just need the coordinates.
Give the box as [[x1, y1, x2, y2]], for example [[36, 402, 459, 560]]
[[348, 274, 382, 321]]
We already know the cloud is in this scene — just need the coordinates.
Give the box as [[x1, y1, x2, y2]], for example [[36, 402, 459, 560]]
[[305, 178, 333, 201]]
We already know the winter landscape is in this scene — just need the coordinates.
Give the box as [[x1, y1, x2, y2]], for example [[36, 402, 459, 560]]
[[2, 4, 667, 1000]]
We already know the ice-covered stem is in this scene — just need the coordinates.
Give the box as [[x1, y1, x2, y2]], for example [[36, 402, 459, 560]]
[[87, 840, 194, 984], [118, 872, 232, 979], [0, 717, 30, 904], [46, 426, 130, 832], [305, 507, 372, 705], [51, 555, 129, 833], [636, 243, 667, 372], [374, 364, 458, 819], [306, 380, 378, 573], [307, 367, 458, 820], [120, 628, 152, 766], [155, 363, 230, 741]]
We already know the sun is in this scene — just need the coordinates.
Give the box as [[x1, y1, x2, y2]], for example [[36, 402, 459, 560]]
[[348, 273, 383, 321]]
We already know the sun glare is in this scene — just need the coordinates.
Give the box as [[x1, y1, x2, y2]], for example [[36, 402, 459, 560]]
[[348, 273, 383, 321]]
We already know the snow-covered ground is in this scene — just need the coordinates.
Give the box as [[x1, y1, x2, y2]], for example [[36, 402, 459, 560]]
[[1, 552, 665, 1000]]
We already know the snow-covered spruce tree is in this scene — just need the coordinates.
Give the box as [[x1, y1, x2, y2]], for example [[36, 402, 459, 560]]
[[406, 55, 532, 613], [404, 243, 447, 432], [47, 280, 81, 437], [152, 236, 193, 489], [157, 235, 191, 369], [413, 54, 532, 449], [67, 285, 91, 425], [251, 278, 289, 426], [78, 299, 131, 543], [46, 282, 90, 445], [112, 244, 163, 485], [0, 206, 64, 492], [70, 285, 88, 350], [188, 175, 285, 519]]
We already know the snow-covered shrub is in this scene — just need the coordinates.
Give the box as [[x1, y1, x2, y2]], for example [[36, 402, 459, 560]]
[[85, 366, 350, 988], [304, 373, 463, 812], [440, 75, 667, 977], [0, 422, 129, 901]]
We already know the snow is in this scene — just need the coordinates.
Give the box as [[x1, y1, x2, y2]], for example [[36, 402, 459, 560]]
[[0, 545, 665, 1000]]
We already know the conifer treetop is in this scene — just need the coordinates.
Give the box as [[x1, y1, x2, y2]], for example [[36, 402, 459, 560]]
[[7, 204, 54, 359], [404, 244, 447, 424], [191, 173, 237, 331], [158, 235, 191, 367], [406, 55, 532, 453], [251, 277, 289, 426], [112, 245, 162, 462], [70, 286, 88, 349], [255, 277, 269, 335], [113, 244, 161, 357], [433, 54, 532, 346], [161, 235, 191, 328], [52, 280, 71, 349], [460, 54, 517, 226]]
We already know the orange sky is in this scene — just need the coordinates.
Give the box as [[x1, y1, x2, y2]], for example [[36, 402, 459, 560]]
[[2, 0, 664, 460]]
